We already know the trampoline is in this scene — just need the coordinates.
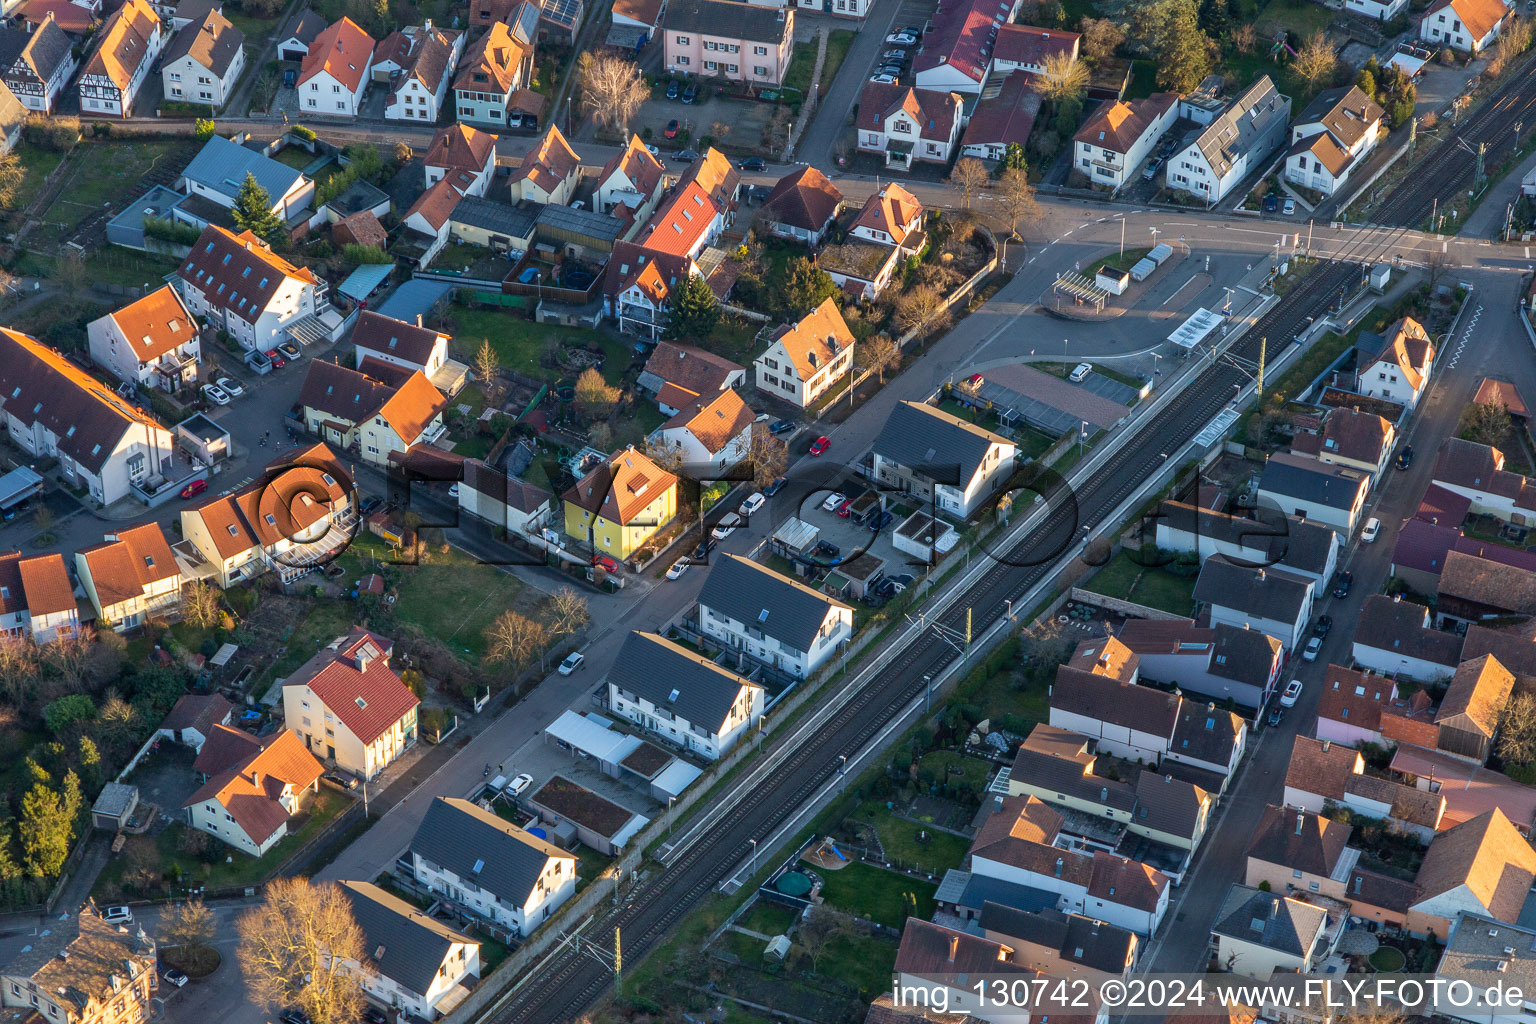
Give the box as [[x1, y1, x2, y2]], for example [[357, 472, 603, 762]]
[[775, 871, 812, 897]]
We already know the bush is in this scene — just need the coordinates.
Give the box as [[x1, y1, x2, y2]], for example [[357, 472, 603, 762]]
[[23, 115, 78, 151], [288, 124, 316, 142], [342, 243, 391, 265], [143, 215, 201, 245]]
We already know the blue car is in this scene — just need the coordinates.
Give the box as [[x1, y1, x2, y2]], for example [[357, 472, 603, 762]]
[[769, 419, 795, 435], [869, 510, 894, 532], [763, 477, 787, 497], [666, 80, 680, 99]]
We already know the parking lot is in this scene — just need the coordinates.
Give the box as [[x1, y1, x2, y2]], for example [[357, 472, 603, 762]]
[[634, 82, 775, 158]]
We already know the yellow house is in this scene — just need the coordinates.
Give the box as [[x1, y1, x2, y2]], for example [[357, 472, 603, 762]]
[[561, 448, 678, 559]]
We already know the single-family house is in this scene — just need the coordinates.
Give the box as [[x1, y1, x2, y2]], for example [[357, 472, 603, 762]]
[[0, 327, 175, 506], [174, 225, 328, 351], [1409, 809, 1536, 935], [872, 401, 1018, 519], [376, 23, 460, 122], [0, 15, 80, 113], [636, 340, 744, 416], [156, 692, 233, 752], [451, 21, 528, 128], [1282, 734, 1446, 842], [1437, 551, 1536, 625], [989, 24, 1079, 77], [297, 17, 373, 117], [160, 8, 244, 109], [1290, 405, 1395, 479], [1283, 85, 1386, 197], [958, 71, 1044, 162], [4, 552, 81, 642], [424, 123, 497, 195], [759, 165, 842, 245], [892, 919, 1032, 1021], [77, 0, 165, 116], [178, 133, 314, 223], [646, 387, 754, 475], [1152, 500, 1340, 584], [1209, 884, 1331, 980], [635, 178, 727, 260], [74, 522, 181, 630], [1315, 664, 1399, 747], [1420, 0, 1508, 52], [1243, 805, 1356, 898], [409, 796, 578, 938], [601, 243, 697, 342], [561, 447, 678, 559], [1072, 92, 1178, 191], [1351, 594, 1463, 682], [350, 310, 450, 380], [662, 0, 794, 85], [510, 125, 580, 205], [856, 82, 965, 168], [282, 627, 418, 778], [1255, 451, 1371, 535], [754, 298, 854, 408], [1116, 618, 1285, 709], [595, 134, 666, 224], [457, 457, 553, 538], [183, 725, 323, 855], [1192, 557, 1315, 652], [980, 904, 1138, 987], [607, 631, 765, 759], [1348, 0, 1406, 19], [337, 881, 480, 1021], [87, 285, 201, 394], [1432, 438, 1536, 525], [1357, 317, 1435, 409], [1165, 76, 1291, 204], [298, 359, 448, 465], [696, 554, 853, 679], [850, 182, 924, 251]]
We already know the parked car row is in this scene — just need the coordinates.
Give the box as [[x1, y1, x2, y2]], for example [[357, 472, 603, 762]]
[[873, 25, 923, 82]]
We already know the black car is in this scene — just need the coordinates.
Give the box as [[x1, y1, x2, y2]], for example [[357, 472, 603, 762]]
[[324, 770, 358, 790], [1312, 614, 1332, 639], [673, 149, 702, 163], [1267, 707, 1283, 728], [816, 539, 840, 557], [763, 476, 787, 497], [666, 79, 680, 99], [768, 419, 796, 435], [359, 495, 384, 516], [739, 157, 766, 172], [682, 82, 699, 103], [869, 510, 894, 532], [280, 1011, 312, 1024], [1396, 445, 1414, 470], [692, 540, 709, 560], [888, 572, 916, 587], [362, 1008, 388, 1024], [1331, 571, 1353, 599]]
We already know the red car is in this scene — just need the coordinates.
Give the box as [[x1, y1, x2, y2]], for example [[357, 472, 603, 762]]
[[266, 348, 287, 369], [664, 119, 680, 139], [179, 479, 208, 500], [836, 499, 854, 517], [809, 435, 830, 456], [592, 554, 620, 574]]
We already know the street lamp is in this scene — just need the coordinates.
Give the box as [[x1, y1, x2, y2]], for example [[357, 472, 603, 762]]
[[748, 838, 758, 879], [667, 795, 676, 837], [1150, 227, 1160, 251]]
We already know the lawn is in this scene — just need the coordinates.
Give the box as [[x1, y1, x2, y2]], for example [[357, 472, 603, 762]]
[[819, 30, 856, 92], [95, 790, 351, 896], [39, 139, 195, 238], [1370, 946, 1406, 972], [1127, 60, 1158, 100], [739, 899, 799, 936], [85, 247, 181, 289], [817, 931, 898, 1001], [784, 41, 816, 96], [1089, 247, 1152, 276], [441, 303, 631, 386], [1254, 0, 1336, 38], [819, 862, 935, 928], [848, 799, 969, 876], [10, 142, 66, 211], [1081, 550, 1198, 616]]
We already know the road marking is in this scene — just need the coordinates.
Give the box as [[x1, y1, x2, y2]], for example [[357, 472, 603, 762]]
[[1161, 274, 1200, 307], [1062, 228, 1074, 236]]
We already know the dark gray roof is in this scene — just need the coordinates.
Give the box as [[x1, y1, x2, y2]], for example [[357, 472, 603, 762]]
[[1258, 451, 1370, 511], [1169, 703, 1242, 766], [452, 195, 539, 239], [1208, 624, 1283, 686], [182, 134, 304, 204], [1051, 664, 1181, 735], [696, 554, 851, 654], [977, 905, 1135, 974], [873, 401, 1013, 490], [1156, 500, 1336, 576], [1193, 557, 1312, 623], [164, 9, 245, 77], [608, 631, 760, 734], [1185, 76, 1291, 179], [1355, 594, 1465, 666], [410, 797, 574, 907], [280, 7, 327, 44], [1009, 745, 1137, 813], [954, 874, 1059, 915], [534, 201, 626, 244], [1246, 804, 1351, 876], [339, 881, 475, 996], [662, 0, 792, 45], [1132, 770, 1208, 841], [1211, 883, 1327, 956], [0, 19, 74, 87]]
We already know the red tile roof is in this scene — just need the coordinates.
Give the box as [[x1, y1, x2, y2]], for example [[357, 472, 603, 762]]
[[83, 0, 160, 93], [453, 20, 524, 95], [913, 0, 1000, 85], [105, 284, 197, 362], [963, 71, 1043, 149], [1418, 482, 1472, 526], [637, 180, 719, 257], [849, 182, 924, 247], [184, 727, 323, 844], [79, 521, 179, 610], [992, 24, 1079, 68], [511, 124, 580, 197], [857, 82, 962, 144], [598, 134, 665, 202], [286, 627, 418, 744], [1316, 665, 1394, 731], [297, 16, 374, 93], [17, 552, 73, 616], [762, 165, 842, 234], [425, 123, 498, 177], [1074, 92, 1178, 153], [562, 447, 678, 526]]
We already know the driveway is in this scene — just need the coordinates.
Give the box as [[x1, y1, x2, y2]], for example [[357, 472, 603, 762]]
[[794, 0, 908, 166]]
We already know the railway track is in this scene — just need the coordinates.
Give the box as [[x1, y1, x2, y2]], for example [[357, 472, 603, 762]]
[[1371, 54, 1536, 228], [493, 262, 1361, 1024]]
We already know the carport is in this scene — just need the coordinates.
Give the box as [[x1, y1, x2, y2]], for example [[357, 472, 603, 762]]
[[0, 466, 43, 511], [964, 363, 1130, 436]]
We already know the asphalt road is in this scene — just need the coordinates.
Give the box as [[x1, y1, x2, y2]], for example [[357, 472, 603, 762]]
[[493, 261, 1363, 1023]]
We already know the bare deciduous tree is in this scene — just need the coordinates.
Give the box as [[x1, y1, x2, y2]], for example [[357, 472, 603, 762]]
[[997, 167, 1040, 240], [547, 586, 590, 638], [573, 367, 620, 421], [1293, 31, 1337, 87], [236, 878, 365, 1024], [948, 157, 989, 209], [181, 581, 221, 630], [796, 906, 848, 972], [486, 610, 547, 675], [161, 899, 215, 950], [576, 52, 649, 135], [745, 427, 788, 490], [0, 153, 24, 211], [1499, 693, 1536, 765], [1498, 16, 1534, 68], [474, 338, 499, 391], [1232, 23, 1256, 53], [1079, 17, 1124, 61], [1038, 51, 1090, 104], [895, 285, 951, 338], [862, 334, 900, 384]]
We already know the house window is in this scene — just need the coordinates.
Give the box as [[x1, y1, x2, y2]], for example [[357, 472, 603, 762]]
[[754, 65, 768, 76], [754, 45, 767, 54], [678, 56, 689, 64], [676, 34, 690, 43]]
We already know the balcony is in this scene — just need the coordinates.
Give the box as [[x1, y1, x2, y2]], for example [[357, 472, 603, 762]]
[[267, 506, 359, 584]]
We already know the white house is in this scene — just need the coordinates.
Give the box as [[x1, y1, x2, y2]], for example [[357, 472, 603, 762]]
[[1255, 451, 1371, 535], [1048, 667, 1181, 763], [892, 920, 1035, 1023], [282, 627, 418, 779], [646, 387, 754, 475], [1284, 85, 1386, 197], [87, 285, 200, 394], [1431, 438, 1536, 524], [77, 0, 165, 117], [297, 17, 374, 117], [1347, 0, 1407, 19], [636, 340, 745, 416], [989, 24, 1079, 78], [0, 16, 80, 114], [607, 631, 765, 759], [1152, 500, 1340, 584], [457, 457, 553, 538], [849, 182, 924, 251], [350, 310, 449, 379], [1409, 810, 1536, 935], [872, 401, 1017, 519], [594, 134, 666, 223], [1165, 76, 1291, 204], [1210, 884, 1331, 980], [1350, 594, 1463, 683], [601, 243, 698, 341], [74, 522, 183, 630], [1420, 0, 1508, 52], [1193, 557, 1315, 653], [376, 23, 461, 122], [160, 8, 245, 109], [1432, 915, 1536, 1024], [175, 225, 328, 351], [696, 554, 853, 679], [753, 299, 854, 409], [338, 881, 480, 1021], [178, 134, 314, 223], [759, 165, 842, 245], [509, 125, 580, 205], [298, 359, 447, 466], [634, 179, 726, 261], [451, 20, 528, 128], [1357, 316, 1435, 409], [0, 327, 175, 506], [424, 122, 497, 195], [856, 82, 964, 168], [911, 0, 1014, 94], [1073, 93, 1178, 191], [183, 725, 323, 855], [1117, 619, 1285, 711], [410, 796, 578, 938], [0, 551, 81, 643]]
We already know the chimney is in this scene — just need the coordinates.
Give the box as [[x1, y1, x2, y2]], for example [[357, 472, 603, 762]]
[[994, 794, 1003, 810], [1353, 875, 1362, 894], [947, 935, 960, 962], [1295, 812, 1305, 836], [425, 16, 432, 30], [1054, 857, 1064, 877], [251, 770, 260, 788], [1321, 740, 1331, 752], [417, 313, 423, 327], [1255, 568, 1266, 581]]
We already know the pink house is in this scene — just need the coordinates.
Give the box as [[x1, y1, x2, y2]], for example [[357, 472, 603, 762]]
[[662, 0, 794, 86]]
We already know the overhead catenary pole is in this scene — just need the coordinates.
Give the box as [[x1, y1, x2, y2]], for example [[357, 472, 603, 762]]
[[614, 927, 622, 999], [1257, 336, 1266, 397]]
